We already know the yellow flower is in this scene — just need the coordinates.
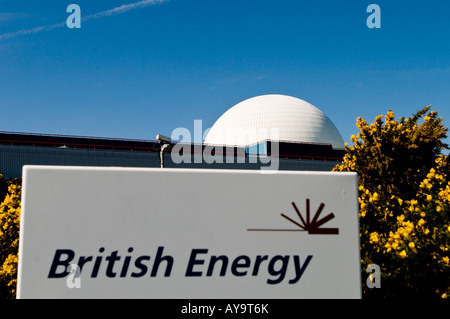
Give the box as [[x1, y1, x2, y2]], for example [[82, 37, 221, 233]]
[[443, 257, 449, 265], [409, 242, 415, 249], [399, 250, 407, 258], [369, 232, 380, 244], [370, 192, 379, 203], [418, 219, 426, 227], [386, 110, 395, 119]]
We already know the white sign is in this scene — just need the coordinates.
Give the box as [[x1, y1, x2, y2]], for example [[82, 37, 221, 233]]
[[17, 166, 361, 298]]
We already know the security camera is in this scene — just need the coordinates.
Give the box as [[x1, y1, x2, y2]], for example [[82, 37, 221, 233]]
[[156, 134, 172, 144]]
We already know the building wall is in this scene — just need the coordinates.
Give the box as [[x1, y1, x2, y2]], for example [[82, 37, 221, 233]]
[[0, 144, 340, 179]]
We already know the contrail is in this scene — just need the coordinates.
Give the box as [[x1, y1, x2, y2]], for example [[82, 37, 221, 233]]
[[0, 21, 66, 40], [0, 0, 168, 41], [84, 0, 168, 20]]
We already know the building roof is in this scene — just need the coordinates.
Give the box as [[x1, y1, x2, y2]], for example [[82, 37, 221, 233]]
[[0, 131, 159, 152], [204, 94, 345, 149]]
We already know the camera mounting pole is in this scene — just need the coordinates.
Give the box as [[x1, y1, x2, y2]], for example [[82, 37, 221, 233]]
[[156, 134, 172, 168]]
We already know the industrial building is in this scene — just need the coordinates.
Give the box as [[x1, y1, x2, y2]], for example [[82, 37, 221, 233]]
[[0, 94, 345, 179]]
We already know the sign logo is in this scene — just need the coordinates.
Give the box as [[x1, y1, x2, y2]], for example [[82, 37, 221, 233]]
[[248, 199, 339, 235]]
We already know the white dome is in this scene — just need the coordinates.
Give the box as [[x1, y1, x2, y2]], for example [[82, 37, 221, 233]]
[[204, 94, 345, 149]]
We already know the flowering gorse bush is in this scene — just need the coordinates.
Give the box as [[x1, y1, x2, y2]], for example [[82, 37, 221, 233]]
[[334, 106, 449, 298], [0, 175, 21, 299]]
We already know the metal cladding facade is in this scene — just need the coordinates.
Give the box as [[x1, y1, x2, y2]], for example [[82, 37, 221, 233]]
[[0, 144, 159, 179], [0, 132, 343, 179]]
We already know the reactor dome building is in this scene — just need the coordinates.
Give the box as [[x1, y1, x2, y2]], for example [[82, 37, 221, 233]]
[[203, 94, 345, 168], [204, 94, 345, 149]]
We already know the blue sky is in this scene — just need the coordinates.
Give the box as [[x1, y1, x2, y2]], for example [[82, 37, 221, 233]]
[[0, 0, 449, 149]]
